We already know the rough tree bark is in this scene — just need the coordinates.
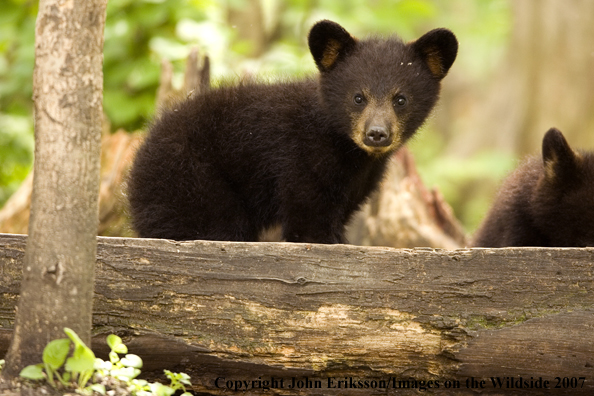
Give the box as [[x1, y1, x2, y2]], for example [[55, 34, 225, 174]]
[[2, 0, 107, 377], [1, 234, 593, 395]]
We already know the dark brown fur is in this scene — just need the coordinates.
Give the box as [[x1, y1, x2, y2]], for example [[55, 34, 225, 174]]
[[473, 128, 594, 247], [128, 20, 457, 243]]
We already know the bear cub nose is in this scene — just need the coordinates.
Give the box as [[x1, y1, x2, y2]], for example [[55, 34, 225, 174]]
[[364, 126, 391, 147]]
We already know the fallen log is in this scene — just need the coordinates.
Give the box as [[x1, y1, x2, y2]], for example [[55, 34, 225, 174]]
[[1, 233, 593, 394]]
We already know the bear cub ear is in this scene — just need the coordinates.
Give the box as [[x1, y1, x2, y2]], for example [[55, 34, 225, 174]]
[[542, 127, 580, 182], [411, 28, 458, 79], [308, 20, 357, 73]]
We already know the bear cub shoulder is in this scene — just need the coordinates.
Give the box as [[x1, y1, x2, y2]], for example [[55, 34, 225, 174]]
[[128, 20, 458, 243], [473, 128, 594, 247]]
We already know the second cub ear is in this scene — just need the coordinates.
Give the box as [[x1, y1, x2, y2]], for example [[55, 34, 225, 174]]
[[411, 28, 458, 79], [542, 127, 580, 181], [309, 20, 357, 73]]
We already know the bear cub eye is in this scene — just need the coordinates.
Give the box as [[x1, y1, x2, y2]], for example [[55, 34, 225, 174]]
[[393, 95, 407, 107], [353, 94, 366, 105]]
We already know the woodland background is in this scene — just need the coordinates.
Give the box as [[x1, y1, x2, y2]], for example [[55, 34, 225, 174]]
[[1, 0, 594, 234]]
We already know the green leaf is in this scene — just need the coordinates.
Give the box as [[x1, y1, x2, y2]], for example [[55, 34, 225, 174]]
[[120, 354, 142, 369], [110, 366, 141, 381], [88, 383, 106, 395], [178, 373, 191, 386], [149, 382, 175, 396], [109, 350, 120, 364], [106, 334, 128, 354], [42, 338, 71, 370], [19, 364, 45, 380], [106, 334, 120, 349], [65, 344, 96, 373], [164, 370, 191, 386], [63, 327, 87, 349], [94, 358, 112, 371], [131, 379, 149, 387]]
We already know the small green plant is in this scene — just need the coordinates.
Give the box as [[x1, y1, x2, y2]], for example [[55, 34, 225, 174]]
[[19, 327, 96, 392], [19, 328, 192, 396], [164, 370, 192, 394]]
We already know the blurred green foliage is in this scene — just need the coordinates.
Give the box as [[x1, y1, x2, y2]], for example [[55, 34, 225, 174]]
[[103, 0, 207, 129], [0, 0, 513, 232], [0, 0, 36, 205], [408, 131, 516, 233]]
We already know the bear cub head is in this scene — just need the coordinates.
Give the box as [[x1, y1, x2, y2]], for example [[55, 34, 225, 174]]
[[473, 127, 594, 247], [308, 20, 458, 156], [532, 127, 594, 246]]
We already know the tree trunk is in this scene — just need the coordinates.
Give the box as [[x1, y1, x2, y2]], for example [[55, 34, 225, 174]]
[[511, 0, 594, 155], [227, 0, 276, 59], [2, 0, 107, 378], [2, 234, 594, 394], [347, 149, 467, 248], [446, 0, 594, 157]]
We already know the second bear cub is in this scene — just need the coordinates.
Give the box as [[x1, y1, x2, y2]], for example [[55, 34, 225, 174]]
[[473, 128, 594, 247], [128, 20, 458, 243]]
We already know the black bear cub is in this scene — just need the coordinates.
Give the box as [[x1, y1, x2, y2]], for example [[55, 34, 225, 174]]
[[128, 20, 458, 243], [473, 128, 594, 247]]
